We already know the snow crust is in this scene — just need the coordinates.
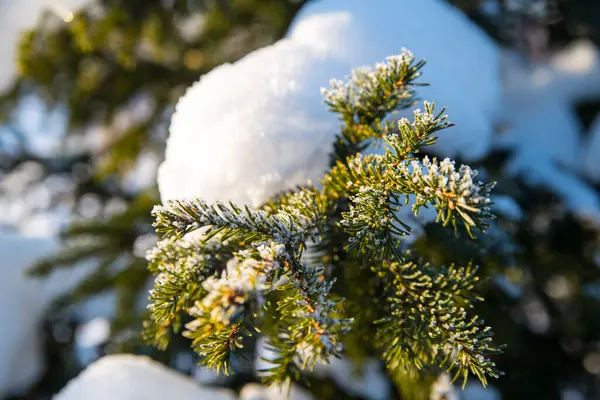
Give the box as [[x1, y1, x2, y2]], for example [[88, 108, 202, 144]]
[[54, 354, 236, 400], [158, 13, 349, 207]]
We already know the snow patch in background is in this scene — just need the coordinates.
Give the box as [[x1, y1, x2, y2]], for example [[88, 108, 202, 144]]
[[431, 373, 458, 400], [313, 357, 391, 400], [495, 40, 600, 224], [54, 354, 237, 400], [74, 317, 110, 365], [492, 195, 523, 221], [75, 317, 110, 348], [0, 233, 93, 397], [462, 382, 501, 400], [496, 42, 600, 225], [240, 383, 315, 400], [583, 114, 600, 183]]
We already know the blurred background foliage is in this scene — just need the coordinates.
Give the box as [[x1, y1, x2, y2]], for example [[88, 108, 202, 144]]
[[1, 0, 600, 399]]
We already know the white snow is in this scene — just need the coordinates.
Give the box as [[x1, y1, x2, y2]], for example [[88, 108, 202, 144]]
[[192, 365, 224, 385], [394, 197, 439, 245], [75, 317, 110, 348], [0, 234, 58, 396], [0, 233, 92, 397], [0, 98, 73, 236], [312, 357, 391, 400], [254, 336, 279, 377], [54, 354, 237, 400], [496, 42, 600, 225], [432, 373, 501, 400], [291, 0, 501, 161], [158, 13, 349, 207], [158, 0, 501, 206], [240, 383, 315, 400]]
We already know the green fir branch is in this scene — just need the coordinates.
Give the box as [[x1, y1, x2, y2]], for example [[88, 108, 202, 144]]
[[144, 50, 504, 390], [322, 49, 426, 159], [152, 189, 325, 244], [375, 256, 503, 388]]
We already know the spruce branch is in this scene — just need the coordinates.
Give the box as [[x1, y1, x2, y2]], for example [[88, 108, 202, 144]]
[[181, 242, 285, 374], [144, 51, 503, 390], [322, 49, 426, 159], [375, 257, 503, 388], [179, 240, 352, 380], [153, 197, 306, 243], [325, 102, 494, 262], [393, 155, 495, 237], [143, 236, 233, 349], [153, 188, 326, 244], [261, 259, 353, 385], [388, 101, 454, 159]]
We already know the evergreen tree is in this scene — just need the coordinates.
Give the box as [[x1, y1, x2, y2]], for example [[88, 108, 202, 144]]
[[2, 0, 600, 399]]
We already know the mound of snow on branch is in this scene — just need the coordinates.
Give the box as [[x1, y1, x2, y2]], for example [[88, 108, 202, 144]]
[[54, 354, 236, 400], [158, 13, 351, 207], [158, 0, 500, 207], [292, 0, 500, 160]]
